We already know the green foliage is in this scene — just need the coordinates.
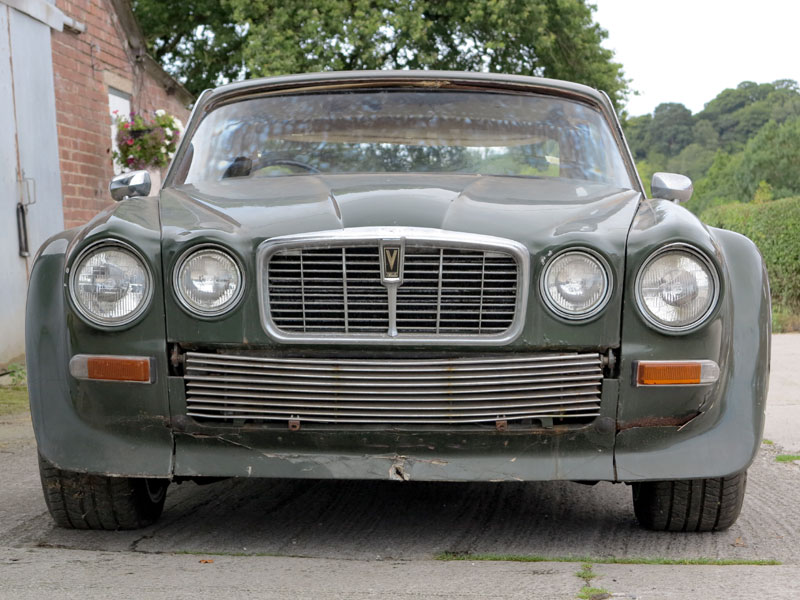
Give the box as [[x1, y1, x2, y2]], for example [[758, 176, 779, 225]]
[[701, 196, 800, 312], [0, 369, 28, 415], [775, 454, 800, 463], [646, 102, 694, 157], [733, 117, 800, 202], [753, 180, 774, 204], [5, 363, 26, 387], [145, 0, 629, 110], [665, 143, 715, 183], [132, 0, 247, 97], [697, 80, 800, 151], [624, 80, 800, 209], [113, 111, 182, 171], [684, 150, 743, 214]]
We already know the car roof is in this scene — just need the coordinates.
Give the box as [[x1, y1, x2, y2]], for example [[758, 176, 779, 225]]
[[196, 70, 614, 114]]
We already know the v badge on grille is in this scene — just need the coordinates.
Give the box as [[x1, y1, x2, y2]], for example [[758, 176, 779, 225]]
[[383, 247, 400, 277], [379, 241, 404, 283], [379, 240, 404, 337]]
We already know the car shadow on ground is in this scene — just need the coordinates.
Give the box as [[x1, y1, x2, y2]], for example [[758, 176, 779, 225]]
[[21, 454, 798, 564]]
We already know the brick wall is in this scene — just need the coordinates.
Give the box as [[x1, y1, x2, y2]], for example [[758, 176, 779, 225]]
[[51, 0, 191, 229]]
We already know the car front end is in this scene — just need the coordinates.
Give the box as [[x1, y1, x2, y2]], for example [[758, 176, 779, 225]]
[[27, 71, 770, 531]]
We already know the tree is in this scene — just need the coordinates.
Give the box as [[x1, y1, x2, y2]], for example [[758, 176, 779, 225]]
[[645, 102, 694, 157], [697, 80, 800, 151], [734, 117, 800, 201], [623, 113, 652, 160], [132, 0, 247, 97], [136, 0, 629, 110]]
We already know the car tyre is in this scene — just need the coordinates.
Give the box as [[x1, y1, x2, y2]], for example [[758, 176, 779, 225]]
[[632, 471, 747, 532], [38, 454, 168, 530]]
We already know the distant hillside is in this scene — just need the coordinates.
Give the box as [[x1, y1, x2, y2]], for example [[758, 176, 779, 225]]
[[623, 80, 800, 214]]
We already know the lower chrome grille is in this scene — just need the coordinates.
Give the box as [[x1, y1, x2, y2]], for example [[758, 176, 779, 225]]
[[183, 352, 604, 426]]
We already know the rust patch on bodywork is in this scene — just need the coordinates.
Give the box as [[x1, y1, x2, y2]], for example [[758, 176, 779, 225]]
[[617, 413, 699, 432]]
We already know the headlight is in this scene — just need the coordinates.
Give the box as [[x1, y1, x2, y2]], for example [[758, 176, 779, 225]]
[[174, 246, 244, 315], [70, 242, 152, 326], [541, 250, 611, 319], [635, 244, 719, 331]]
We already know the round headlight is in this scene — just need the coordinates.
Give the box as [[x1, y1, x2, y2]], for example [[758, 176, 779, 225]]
[[70, 242, 152, 326], [636, 245, 719, 331], [541, 250, 611, 319], [174, 247, 243, 315]]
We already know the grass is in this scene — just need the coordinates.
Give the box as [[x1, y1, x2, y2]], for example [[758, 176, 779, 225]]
[[576, 563, 596, 582], [776, 455, 800, 463], [762, 439, 775, 445], [772, 304, 800, 333], [575, 563, 610, 599], [436, 552, 781, 566], [0, 385, 29, 416]]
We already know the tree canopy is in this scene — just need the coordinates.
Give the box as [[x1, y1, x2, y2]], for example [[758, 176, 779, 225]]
[[623, 79, 800, 212], [131, 0, 248, 97], [132, 0, 629, 108]]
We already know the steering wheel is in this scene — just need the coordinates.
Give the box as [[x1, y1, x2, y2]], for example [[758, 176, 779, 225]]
[[254, 158, 320, 174]]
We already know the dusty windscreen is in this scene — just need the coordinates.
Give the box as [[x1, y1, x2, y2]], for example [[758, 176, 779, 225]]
[[177, 89, 633, 188]]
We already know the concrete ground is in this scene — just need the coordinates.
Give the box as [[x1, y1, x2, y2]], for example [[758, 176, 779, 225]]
[[1, 334, 798, 599], [763, 333, 800, 452]]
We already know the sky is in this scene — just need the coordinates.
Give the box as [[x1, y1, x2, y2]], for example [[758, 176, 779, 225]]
[[592, 0, 800, 116]]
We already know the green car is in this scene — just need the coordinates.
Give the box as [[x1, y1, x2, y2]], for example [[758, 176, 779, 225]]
[[27, 71, 770, 532]]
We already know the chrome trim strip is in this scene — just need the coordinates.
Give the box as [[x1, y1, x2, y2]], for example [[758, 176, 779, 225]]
[[184, 351, 601, 424], [256, 227, 530, 345]]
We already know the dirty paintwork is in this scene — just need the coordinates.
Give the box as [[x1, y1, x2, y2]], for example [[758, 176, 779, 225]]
[[26, 71, 770, 485]]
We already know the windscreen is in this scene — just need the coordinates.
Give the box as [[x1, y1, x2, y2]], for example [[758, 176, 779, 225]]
[[176, 89, 633, 189]]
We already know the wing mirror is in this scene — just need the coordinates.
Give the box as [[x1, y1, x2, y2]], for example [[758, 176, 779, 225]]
[[109, 170, 151, 202], [651, 172, 693, 204]]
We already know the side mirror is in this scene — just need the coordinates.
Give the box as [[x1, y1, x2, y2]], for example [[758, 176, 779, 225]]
[[651, 172, 693, 204], [109, 170, 151, 202]]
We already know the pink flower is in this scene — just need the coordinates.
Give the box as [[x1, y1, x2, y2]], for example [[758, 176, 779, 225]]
[[127, 157, 134, 164], [112, 110, 118, 115], [122, 122, 130, 129], [126, 138, 134, 146]]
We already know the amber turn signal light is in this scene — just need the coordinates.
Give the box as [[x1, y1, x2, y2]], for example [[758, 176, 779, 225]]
[[634, 360, 719, 386], [69, 355, 152, 383]]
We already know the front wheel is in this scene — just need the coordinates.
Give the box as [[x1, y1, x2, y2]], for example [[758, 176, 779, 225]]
[[38, 454, 168, 530], [632, 471, 747, 532]]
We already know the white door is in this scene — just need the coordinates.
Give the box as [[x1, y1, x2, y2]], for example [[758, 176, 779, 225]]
[[0, 4, 64, 364]]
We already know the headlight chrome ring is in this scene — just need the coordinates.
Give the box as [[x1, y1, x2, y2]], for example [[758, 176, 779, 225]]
[[635, 243, 720, 333], [68, 240, 153, 327], [540, 248, 612, 320], [173, 245, 245, 317]]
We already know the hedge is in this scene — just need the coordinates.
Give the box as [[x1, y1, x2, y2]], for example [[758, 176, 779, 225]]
[[701, 196, 800, 311]]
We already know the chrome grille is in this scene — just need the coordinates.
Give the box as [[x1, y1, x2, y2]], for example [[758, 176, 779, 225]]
[[262, 229, 526, 343], [397, 248, 517, 334], [183, 352, 603, 425], [268, 247, 388, 333]]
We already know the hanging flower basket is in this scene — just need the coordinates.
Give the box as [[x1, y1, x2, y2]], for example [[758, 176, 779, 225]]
[[112, 109, 182, 171]]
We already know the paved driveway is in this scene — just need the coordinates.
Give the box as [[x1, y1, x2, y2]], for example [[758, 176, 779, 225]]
[[1, 334, 798, 599]]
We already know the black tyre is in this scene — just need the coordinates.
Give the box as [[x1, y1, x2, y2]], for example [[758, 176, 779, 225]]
[[38, 454, 168, 530], [632, 471, 747, 532]]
